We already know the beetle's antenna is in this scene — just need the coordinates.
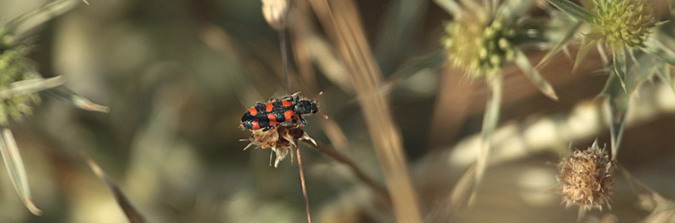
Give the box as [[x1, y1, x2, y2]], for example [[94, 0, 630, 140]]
[[318, 91, 329, 120]]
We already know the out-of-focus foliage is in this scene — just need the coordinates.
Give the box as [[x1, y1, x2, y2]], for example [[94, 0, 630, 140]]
[[0, 0, 673, 223]]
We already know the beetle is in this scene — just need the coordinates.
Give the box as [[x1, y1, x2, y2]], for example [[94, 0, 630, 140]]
[[241, 92, 318, 132]]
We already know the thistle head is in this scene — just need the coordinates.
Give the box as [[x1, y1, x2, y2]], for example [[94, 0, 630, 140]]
[[589, 0, 656, 52], [557, 141, 615, 214], [443, 12, 518, 79], [0, 48, 41, 125]]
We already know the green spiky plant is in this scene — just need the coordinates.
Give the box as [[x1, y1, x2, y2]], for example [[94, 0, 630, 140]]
[[436, 0, 560, 205], [545, 0, 675, 160], [0, 0, 119, 217]]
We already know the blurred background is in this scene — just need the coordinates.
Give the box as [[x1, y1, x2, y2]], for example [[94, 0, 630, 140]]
[[0, 0, 674, 222]]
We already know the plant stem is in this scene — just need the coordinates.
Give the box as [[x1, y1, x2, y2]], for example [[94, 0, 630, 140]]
[[295, 147, 312, 223], [301, 139, 391, 204]]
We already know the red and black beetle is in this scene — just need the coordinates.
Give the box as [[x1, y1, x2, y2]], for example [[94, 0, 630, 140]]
[[241, 92, 318, 131]]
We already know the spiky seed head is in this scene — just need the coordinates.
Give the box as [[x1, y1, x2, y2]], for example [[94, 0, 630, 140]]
[[589, 0, 656, 52], [262, 0, 290, 31], [0, 48, 41, 125], [557, 142, 615, 214], [442, 13, 518, 79], [245, 123, 316, 168]]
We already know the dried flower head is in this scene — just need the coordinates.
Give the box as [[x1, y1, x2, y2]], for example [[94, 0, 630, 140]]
[[243, 123, 316, 168], [261, 0, 290, 31], [557, 141, 615, 214], [588, 0, 656, 52], [0, 48, 41, 125]]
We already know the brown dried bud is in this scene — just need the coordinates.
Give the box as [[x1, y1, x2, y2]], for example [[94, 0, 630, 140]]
[[262, 0, 290, 31], [557, 140, 615, 214], [243, 123, 316, 167]]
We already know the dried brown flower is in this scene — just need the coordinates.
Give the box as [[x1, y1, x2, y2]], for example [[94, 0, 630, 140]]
[[557, 140, 615, 214], [243, 123, 316, 167]]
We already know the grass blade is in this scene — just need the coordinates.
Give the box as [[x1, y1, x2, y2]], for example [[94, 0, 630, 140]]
[[44, 87, 109, 112], [471, 74, 502, 205], [536, 21, 582, 69], [82, 153, 145, 223], [642, 38, 675, 66], [546, 0, 594, 23], [309, 0, 422, 221], [0, 128, 41, 215], [513, 48, 559, 100]]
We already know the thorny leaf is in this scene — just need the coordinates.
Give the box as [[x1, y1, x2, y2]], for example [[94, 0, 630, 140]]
[[44, 87, 110, 112], [0, 128, 41, 215], [612, 49, 628, 91], [0, 76, 65, 100], [471, 74, 502, 205], [537, 20, 582, 69], [2, 0, 88, 44], [513, 48, 559, 100], [546, 0, 594, 23], [573, 37, 597, 72], [83, 153, 145, 223], [642, 38, 675, 66], [601, 53, 659, 159]]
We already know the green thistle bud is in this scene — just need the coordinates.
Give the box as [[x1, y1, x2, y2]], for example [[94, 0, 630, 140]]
[[590, 0, 656, 52], [442, 12, 521, 78], [0, 48, 41, 125]]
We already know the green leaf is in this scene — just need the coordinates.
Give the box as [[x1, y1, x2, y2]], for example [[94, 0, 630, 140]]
[[642, 38, 675, 66], [513, 48, 559, 100], [546, 0, 595, 23], [0, 128, 42, 215], [44, 87, 110, 112], [82, 153, 145, 223]]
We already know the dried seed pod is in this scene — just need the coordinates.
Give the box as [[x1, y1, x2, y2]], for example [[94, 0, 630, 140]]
[[557, 141, 615, 214], [261, 0, 290, 31], [243, 123, 316, 167]]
